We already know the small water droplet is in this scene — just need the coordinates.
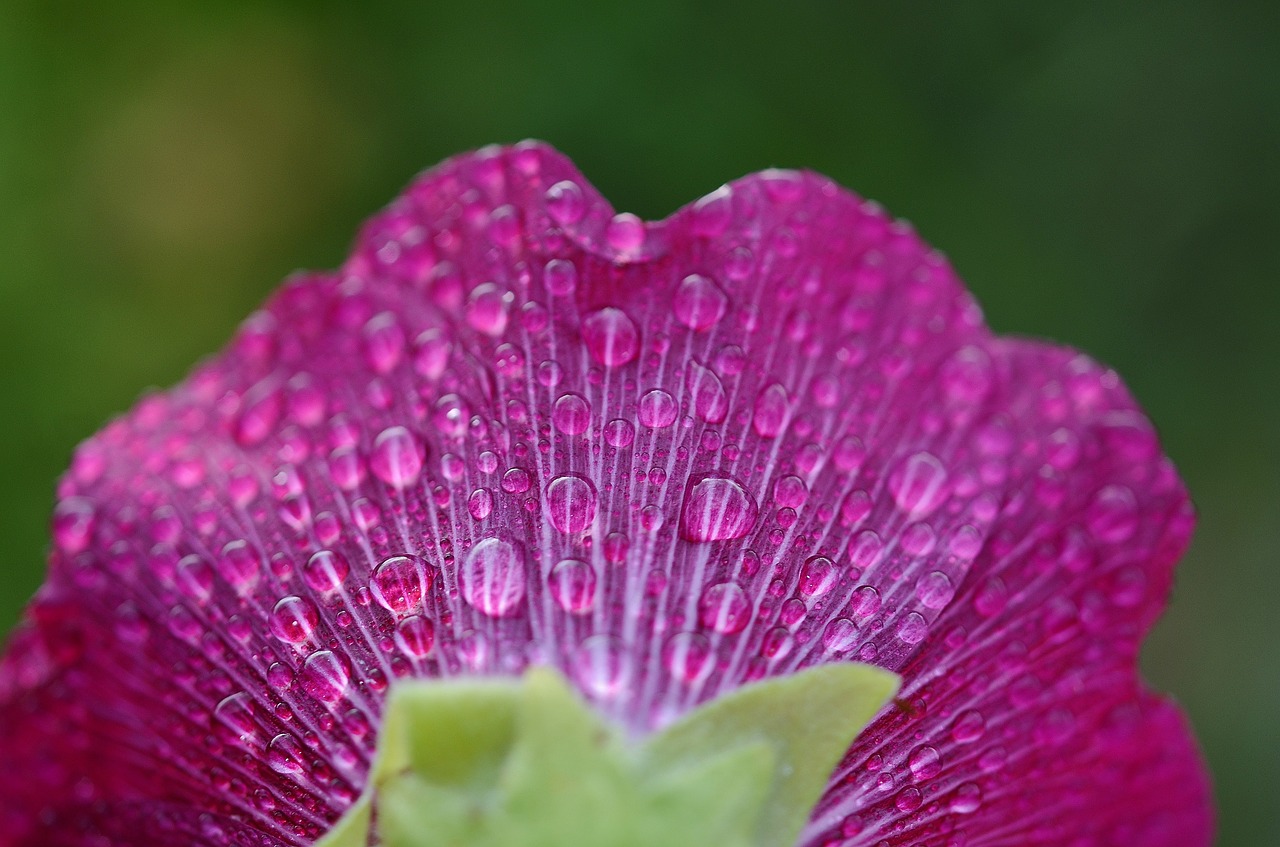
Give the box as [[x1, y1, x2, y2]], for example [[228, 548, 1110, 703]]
[[548, 559, 597, 614], [638, 389, 678, 428], [915, 571, 955, 610], [673, 274, 728, 330], [370, 555, 431, 615], [395, 615, 435, 658], [468, 488, 494, 520], [663, 631, 713, 684], [370, 426, 424, 489], [466, 283, 510, 335], [300, 650, 350, 703], [545, 179, 584, 224], [698, 582, 751, 634], [363, 312, 405, 374], [680, 475, 757, 542], [605, 213, 645, 255], [822, 618, 858, 652], [799, 556, 838, 598], [951, 710, 986, 743], [546, 474, 598, 534], [908, 745, 941, 781], [889, 451, 949, 517], [553, 393, 592, 435], [896, 611, 928, 644], [269, 595, 319, 644], [752, 383, 789, 437], [686, 360, 727, 423], [302, 550, 349, 593], [543, 258, 577, 296], [582, 307, 639, 367], [216, 539, 261, 594], [460, 538, 527, 617]]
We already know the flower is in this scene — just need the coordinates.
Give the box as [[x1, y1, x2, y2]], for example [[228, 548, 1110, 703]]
[[0, 142, 1211, 846]]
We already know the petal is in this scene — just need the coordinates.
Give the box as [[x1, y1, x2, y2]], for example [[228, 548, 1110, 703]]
[[802, 340, 1212, 845], [0, 142, 1208, 845]]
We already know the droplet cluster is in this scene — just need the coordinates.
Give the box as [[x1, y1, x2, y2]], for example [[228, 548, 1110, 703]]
[[0, 143, 1205, 847]]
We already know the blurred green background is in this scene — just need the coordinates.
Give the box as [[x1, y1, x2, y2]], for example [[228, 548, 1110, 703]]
[[1, 1, 1275, 842]]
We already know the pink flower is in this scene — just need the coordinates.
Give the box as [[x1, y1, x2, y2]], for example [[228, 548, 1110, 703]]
[[0, 142, 1211, 846]]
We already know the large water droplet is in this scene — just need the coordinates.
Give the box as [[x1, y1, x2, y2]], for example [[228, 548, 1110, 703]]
[[581, 307, 639, 367], [213, 692, 260, 746], [460, 538, 527, 617], [680, 475, 757, 542], [752, 383, 789, 438], [546, 474, 598, 534], [673, 274, 728, 330], [370, 426, 424, 489], [663, 632, 713, 684], [395, 615, 435, 658], [552, 393, 591, 435], [370, 555, 431, 615], [548, 558, 597, 614]]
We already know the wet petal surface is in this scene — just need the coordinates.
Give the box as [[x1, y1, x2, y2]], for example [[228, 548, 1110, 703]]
[[0, 143, 1209, 846]]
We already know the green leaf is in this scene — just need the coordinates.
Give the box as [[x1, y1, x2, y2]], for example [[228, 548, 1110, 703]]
[[316, 663, 899, 847]]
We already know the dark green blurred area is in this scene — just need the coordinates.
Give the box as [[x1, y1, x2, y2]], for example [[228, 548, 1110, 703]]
[[1, 1, 1276, 842]]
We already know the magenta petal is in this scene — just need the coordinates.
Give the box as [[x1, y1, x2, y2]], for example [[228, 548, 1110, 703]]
[[0, 142, 1210, 845]]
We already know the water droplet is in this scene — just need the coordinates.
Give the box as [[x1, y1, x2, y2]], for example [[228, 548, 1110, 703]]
[[686, 361, 727, 423], [773, 475, 808, 508], [546, 475, 598, 534], [213, 692, 260, 746], [370, 426, 424, 489], [673, 274, 728, 330], [267, 733, 306, 775], [799, 556, 838, 598], [370, 555, 431, 615], [582, 307, 639, 367], [548, 559, 597, 614], [300, 650, 350, 703], [1086, 484, 1138, 543], [889, 451, 949, 517], [501, 467, 532, 494], [433, 394, 471, 438], [544, 259, 577, 296], [752, 383, 789, 437], [269, 595, 319, 644], [663, 632, 713, 684], [460, 538, 527, 617], [605, 212, 645, 255], [302, 550, 349, 592], [572, 635, 629, 697], [896, 611, 928, 644], [680, 475, 758, 542], [545, 179, 584, 224], [915, 571, 955, 610], [950, 782, 983, 814], [698, 582, 750, 634], [849, 585, 881, 620], [894, 787, 922, 813], [691, 185, 733, 237], [604, 419, 635, 447], [52, 497, 96, 554], [468, 488, 494, 520], [908, 745, 942, 781], [217, 540, 261, 594], [363, 312, 405, 374], [395, 615, 435, 658], [638, 389, 678, 428], [951, 710, 986, 743], [466, 283, 510, 335], [822, 618, 858, 652], [413, 329, 451, 380], [553, 393, 591, 435]]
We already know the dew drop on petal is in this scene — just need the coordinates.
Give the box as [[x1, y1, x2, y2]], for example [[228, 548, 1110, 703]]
[[548, 558, 597, 614], [582, 307, 639, 367], [267, 733, 306, 775], [302, 549, 350, 593], [572, 635, 630, 698], [460, 538, 527, 617], [822, 618, 859, 652], [915, 571, 955, 610], [663, 631, 713, 684], [673, 274, 728, 330], [686, 360, 727, 423], [546, 474, 598, 534], [680, 475, 758, 542], [606, 212, 645, 255], [544, 258, 577, 296], [545, 179, 584, 224], [269, 595, 319, 644], [300, 650, 350, 704], [638, 389, 678, 428], [951, 710, 986, 743], [752, 383, 789, 437], [889, 451, 949, 517], [369, 426, 424, 489], [950, 783, 984, 814], [395, 615, 435, 658], [467, 488, 493, 520], [908, 745, 942, 781], [552, 393, 592, 435], [698, 582, 751, 634], [896, 611, 928, 644], [369, 555, 431, 615]]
